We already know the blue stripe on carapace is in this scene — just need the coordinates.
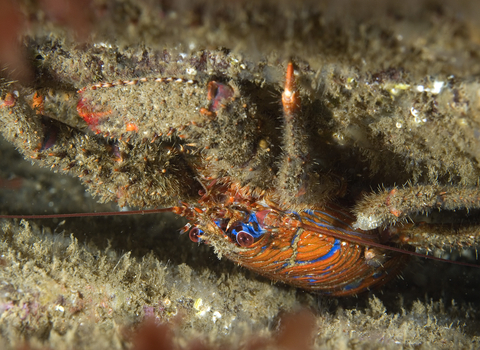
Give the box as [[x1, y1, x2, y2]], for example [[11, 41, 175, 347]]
[[213, 213, 268, 239], [312, 207, 355, 230], [323, 264, 334, 271], [293, 239, 341, 265], [303, 208, 377, 240], [304, 209, 329, 224], [302, 216, 373, 241], [230, 212, 267, 239], [342, 280, 363, 291]]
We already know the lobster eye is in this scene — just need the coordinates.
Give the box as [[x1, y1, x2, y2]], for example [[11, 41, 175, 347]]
[[189, 227, 203, 243], [236, 231, 254, 247]]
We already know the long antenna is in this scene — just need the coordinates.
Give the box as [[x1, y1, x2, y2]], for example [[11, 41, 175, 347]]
[[0, 207, 175, 219]]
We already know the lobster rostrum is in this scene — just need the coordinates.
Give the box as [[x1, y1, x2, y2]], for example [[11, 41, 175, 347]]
[[1, 48, 479, 296]]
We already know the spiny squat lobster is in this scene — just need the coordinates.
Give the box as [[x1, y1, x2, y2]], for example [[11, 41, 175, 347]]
[[167, 64, 408, 296]]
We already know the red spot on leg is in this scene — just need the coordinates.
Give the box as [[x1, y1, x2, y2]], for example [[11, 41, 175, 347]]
[[126, 122, 138, 132], [31, 92, 44, 114], [199, 107, 215, 119], [77, 98, 112, 133], [385, 189, 402, 217], [0, 92, 16, 108]]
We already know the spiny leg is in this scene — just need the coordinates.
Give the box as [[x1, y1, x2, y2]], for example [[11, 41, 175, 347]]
[[276, 62, 309, 207], [276, 62, 340, 209], [354, 184, 480, 253], [353, 184, 480, 230]]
